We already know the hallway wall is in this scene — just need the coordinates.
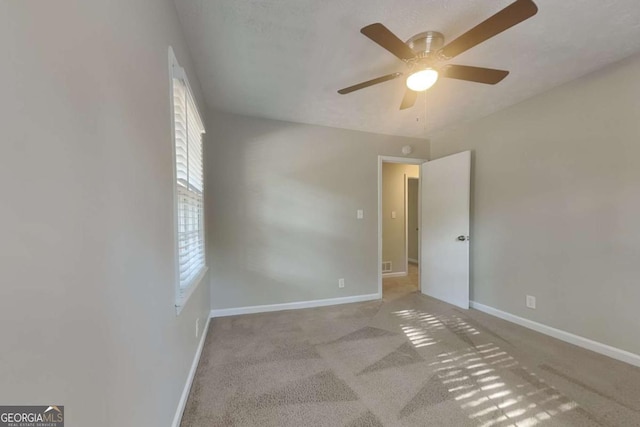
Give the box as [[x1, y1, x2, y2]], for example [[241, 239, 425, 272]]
[[382, 163, 420, 275], [407, 178, 420, 263]]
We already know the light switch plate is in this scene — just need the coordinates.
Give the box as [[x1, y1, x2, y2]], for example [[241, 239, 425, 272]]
[[391, 211, 396, 219], [357, 209, 364, 219]]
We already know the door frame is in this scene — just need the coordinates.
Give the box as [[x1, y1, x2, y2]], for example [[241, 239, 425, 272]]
[[377, 155, 426, 297]]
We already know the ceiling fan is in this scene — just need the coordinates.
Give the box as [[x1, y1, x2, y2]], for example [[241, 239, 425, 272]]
[[338, 0, 538, 110]]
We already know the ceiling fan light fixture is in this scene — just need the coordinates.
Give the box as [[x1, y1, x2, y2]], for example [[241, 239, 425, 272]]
[[338, 0, 539, 108], [406, 68, 439, 92]]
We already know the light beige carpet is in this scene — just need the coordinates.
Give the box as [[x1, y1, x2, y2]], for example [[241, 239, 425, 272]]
[[181, 289, 640, 426]]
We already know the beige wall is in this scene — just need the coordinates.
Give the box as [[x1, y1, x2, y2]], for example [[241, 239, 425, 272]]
[[430, 53, 640, 356], [382, 163, 419, 274], [205, 112, 428, 309], [0, 1, 210, 426]]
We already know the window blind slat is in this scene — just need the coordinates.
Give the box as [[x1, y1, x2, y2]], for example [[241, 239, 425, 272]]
[[173, 77, 206, 291]]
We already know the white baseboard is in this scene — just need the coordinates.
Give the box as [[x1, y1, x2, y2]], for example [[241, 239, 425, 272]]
[[210, 293, 381, 318], [470, 301, 640, 368], [382, 271, 407, 278], [171, 316, 211, 427], [408, 258, 419, 264]]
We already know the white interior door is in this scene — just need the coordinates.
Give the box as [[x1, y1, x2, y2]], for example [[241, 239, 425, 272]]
[[420, 151, 471, 309]]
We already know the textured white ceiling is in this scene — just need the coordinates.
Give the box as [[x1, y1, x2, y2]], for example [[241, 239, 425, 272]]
[[174, 0, 640, 138]]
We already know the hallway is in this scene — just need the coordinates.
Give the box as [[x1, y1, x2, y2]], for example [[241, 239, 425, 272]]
[[383, 263, 419, 300]]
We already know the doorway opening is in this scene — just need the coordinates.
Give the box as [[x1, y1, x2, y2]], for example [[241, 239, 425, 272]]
[[378, 151, 471, 308], [379, 157, 423, 300]]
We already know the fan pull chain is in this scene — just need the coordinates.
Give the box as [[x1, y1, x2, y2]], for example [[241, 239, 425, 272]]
[[424, 90, 428, 134]]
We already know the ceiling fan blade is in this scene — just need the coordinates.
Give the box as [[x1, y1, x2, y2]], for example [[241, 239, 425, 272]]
[[400, 88, 417, 110], [439, 0, 538, 59], [338, 72, 402, 94], [361, 23, 416, 61], [442, 65, 509, 84]]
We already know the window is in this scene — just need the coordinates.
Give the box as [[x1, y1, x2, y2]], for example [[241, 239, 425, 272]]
[[169, 48, 206, 312]]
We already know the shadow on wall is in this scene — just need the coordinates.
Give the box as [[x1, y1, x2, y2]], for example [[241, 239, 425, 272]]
[[206, 114, 428, 308], [240, 125, 371, 295], [243, 141, 356, 290]]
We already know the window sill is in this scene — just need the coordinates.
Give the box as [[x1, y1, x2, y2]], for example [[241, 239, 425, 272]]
[[175, 266, 208, 316]]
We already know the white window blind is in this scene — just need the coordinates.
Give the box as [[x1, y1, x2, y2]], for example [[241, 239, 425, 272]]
[[172, 76, 206, 298]]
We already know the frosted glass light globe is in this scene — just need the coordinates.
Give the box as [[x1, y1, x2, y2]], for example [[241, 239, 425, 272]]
[[406, 68, 439, 92]]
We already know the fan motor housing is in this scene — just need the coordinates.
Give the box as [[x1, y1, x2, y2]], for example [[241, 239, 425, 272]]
[[406, 31, 444, 58]]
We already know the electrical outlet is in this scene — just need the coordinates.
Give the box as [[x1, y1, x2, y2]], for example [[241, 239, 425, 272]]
[[195, 318, 200, 338], [338, 278, 345, 288], [526, 295, 536, 309], [356, 209, 364, 219]]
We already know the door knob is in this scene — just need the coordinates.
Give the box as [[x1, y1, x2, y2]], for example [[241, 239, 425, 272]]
[[457, 235, 469, 241]]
